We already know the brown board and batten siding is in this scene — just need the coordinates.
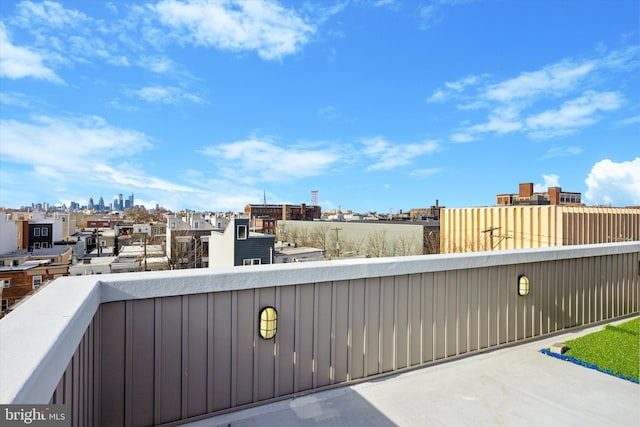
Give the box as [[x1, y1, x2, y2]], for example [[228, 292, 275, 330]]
[[50, 247, 639, 426]]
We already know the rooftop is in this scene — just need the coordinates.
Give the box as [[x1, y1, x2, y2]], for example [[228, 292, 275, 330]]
[[0, 242, 638, 426], [196, 317, 639, 426]]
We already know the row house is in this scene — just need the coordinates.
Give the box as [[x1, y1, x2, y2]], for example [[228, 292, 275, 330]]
[[0, 259, 70, 314]]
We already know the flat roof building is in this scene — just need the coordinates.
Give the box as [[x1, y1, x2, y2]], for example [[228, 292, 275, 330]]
[[497, 182, 581, 206]]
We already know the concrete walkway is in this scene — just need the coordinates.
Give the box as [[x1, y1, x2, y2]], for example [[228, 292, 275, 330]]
[[189, 318, 640, 427]]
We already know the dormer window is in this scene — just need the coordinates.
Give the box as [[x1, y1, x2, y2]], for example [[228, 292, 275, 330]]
[[237, 225, 247, 240]]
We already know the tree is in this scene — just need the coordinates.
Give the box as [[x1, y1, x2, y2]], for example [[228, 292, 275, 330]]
[[166, 231, 207, 270]]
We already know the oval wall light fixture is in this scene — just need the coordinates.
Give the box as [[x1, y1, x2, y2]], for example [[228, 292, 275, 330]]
[[259, 306, 277, 340], [518, 275, 530, 296]]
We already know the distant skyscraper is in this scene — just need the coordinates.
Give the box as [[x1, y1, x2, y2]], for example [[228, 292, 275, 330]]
[[88, 198, 95, 210], [98, 197, 105, 211], [118, 194, 124, 211]]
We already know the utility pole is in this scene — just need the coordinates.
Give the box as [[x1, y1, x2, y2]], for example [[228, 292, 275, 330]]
[[482, 227, 499, 250], [143, 234, 147, 271], [330, 226, 342, 258], [481, 227, 511, 249]]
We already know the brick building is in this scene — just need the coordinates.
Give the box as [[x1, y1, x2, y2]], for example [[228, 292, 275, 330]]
[[244, 203, 322, 222], [0, 261, 69, 313], [497, 182, 581, 206]]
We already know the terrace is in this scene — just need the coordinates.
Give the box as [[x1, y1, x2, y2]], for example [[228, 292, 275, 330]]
[[1, 242, 638, 426]]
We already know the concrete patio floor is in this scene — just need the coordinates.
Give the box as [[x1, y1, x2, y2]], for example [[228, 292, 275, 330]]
[[186, 317, 640, 427]]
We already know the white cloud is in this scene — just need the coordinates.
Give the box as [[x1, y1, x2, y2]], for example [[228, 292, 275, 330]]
[[362, 137, 439, 170], [444, 75, 479, 92], [203, 138, 340, 184], [585, 158, 640, 206], [436, 47, 636, 141], [469, 115, 522, 134], [526, 91, 621, 136], [0, 22, 63, 83], [534, 174, 560, 192], [426, 75, 481, 103], [0, 115, 153, 167], [544, 146, 583, 158], [484, 61, 595, 103], [93, 164, 197, 193], [617, 115, 640, 126], [14, 1, 90, 29], [450, 133, 475, 143], [132, 86, 205, 104], [153, 0, 315, 60], [0, 114, 208, 208]]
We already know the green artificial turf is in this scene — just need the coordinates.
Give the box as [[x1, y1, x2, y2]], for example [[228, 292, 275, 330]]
[[563, 317, 639, 381]]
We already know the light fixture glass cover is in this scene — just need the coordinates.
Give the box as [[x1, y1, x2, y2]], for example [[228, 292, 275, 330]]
[[259, 306, 277, 339], [518, 275, 530, 296]]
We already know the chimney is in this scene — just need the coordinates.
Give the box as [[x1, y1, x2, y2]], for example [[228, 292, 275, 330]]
[[548, 187, 561, 205], [519, 183, 533, 198]]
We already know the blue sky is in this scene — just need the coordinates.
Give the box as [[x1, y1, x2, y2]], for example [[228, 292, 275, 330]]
[[1, 0, 639, 213]]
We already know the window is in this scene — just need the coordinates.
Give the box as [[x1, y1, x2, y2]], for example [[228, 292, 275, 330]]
[[34, 228, 40, 237], [34, 242, 41, 249], [243, 258, 261, 265], [237, 225, 247, 240], [32, 275, 43, 289], [1, 299, 7, 312], [41, 227, 48, 236], [1, 279, 10, 289]]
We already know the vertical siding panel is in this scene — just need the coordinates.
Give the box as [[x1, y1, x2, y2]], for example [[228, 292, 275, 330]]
[[366, 277, 381, 375], [587, 256, 595, 324], [72, 347, 79, 427], [468, 268, 479, 352], [334, 280, 349, 383], [316, 282, 332, 387], [124, 302, 132, 427], [409, 274, 422, 366], [498, 266, 508, 344], [101, 302, 125, 427], [457, 270, 469, 355], [256, 288, 276, 401], [131, 299, 155, 427], [579, 258, 586, 325], [186, 294, 208, 417], [434, 271, 446, 359], [422, 272, 434, 363], [446, 270, 457, 357], [277, 286, 295, 396], [297, 284, 314, 391], [595, 255, 603, 322], [606, 255, 613, 320], [506, 265, 516, 343], [381, 276, 395, 373], [158, 296, 182, 424], [212, 292, 232, 411], [396, 275, 409, 370], [206, 294, 214, 413], [87, 320, 94, 427], [478, 268, 489, 349], [235, 289, 255, 406], [350, 279, 366, 380], [539, 262, 548, 335], [532, 263, 541, 337], [488, 267, 499, 347]]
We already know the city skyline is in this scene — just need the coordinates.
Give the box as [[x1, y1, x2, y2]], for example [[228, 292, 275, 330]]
[[1, 1, 639, 213]]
